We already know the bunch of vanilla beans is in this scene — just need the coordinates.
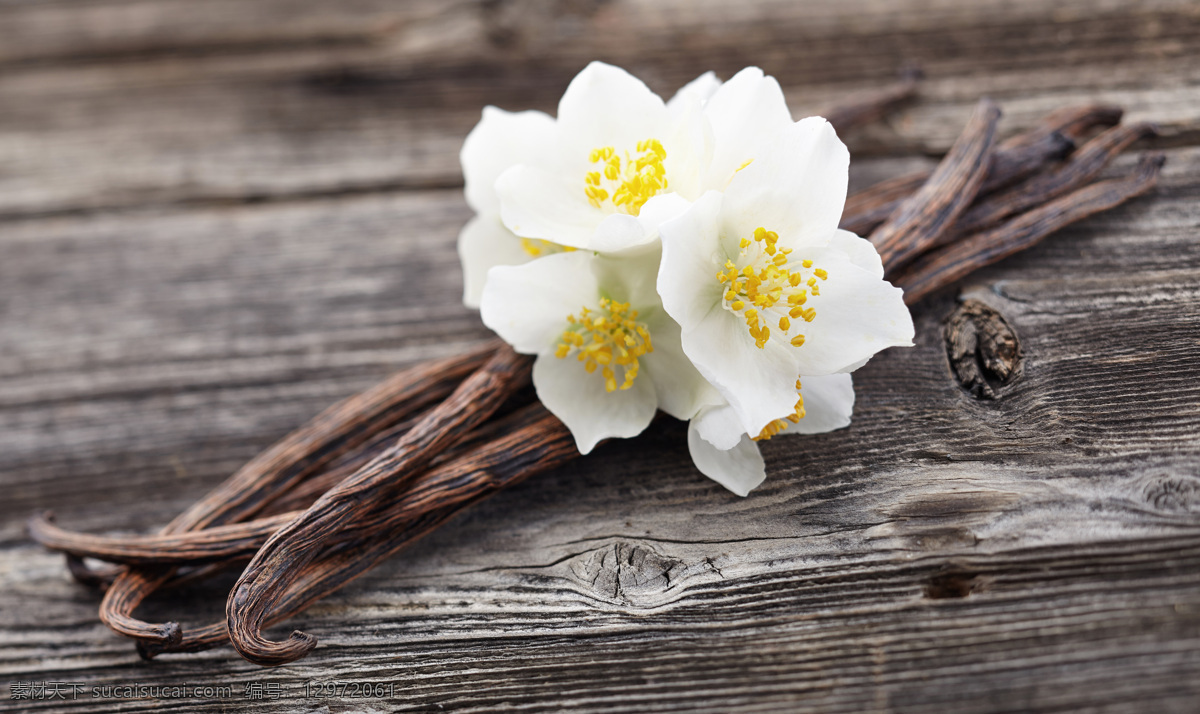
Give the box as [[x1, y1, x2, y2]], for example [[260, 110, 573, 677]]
[[31, 81, 1163, 666]]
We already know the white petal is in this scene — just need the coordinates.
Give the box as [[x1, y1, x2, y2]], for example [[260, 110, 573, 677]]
[[556, 62, 669, 164], [721, 117, 849, 251], [593, 249, 662, 310], [495, 164, 601, 249], [701, 67, 795, 190], [663, 88, 715, 201], [690, 399, 745, 451], [534, 351, 657, 454], [638, 190, 693, 234], [458, 215, 534, 309], [829, 229, 884, 278], [787, 373, 855, 435], [590, 190, 694, 255], [641, 308, 718, 421], [838, 357, 872, 374], [590, 212, 655, 254], [683, 306, 801, 438], [688, 410, 766, 497], [668, 71, 722, 111], [658, 191, 726, 332], [461, 107, 557, 215], [480, 251, 598, 354], [791, 251, 914, 376]]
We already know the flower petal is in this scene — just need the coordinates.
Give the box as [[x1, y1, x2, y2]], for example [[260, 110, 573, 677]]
[[690, 398, 745, 451], [668, 71, 722, 111], [658, 190, 726, 332], [495, 164, 601, 249], [663, 85, 715, 201], [829, 229, 884, 279], [721, 117, 849, 251], [556, 62, 669, 165], [458, 215, 533, 309], [534, 351, 658, 454], [480, 251, 598, 354], [593, 250, 661, 310], [641, 308, 719, 421], [701, 67, 795, 190], [683, 306, 802, 438], [461, 107, 557, 215], [791, 251, 914, 376], [787, 373, 855, 435], [688, 407, 766, 497], [634, 192, 693, 241]]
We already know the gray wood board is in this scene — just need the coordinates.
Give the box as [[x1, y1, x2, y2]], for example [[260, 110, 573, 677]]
[[1, 0, 1199, 712]]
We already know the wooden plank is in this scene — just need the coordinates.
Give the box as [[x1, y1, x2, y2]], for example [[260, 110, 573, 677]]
[[2, 0, 1200, 710], [1, 0, 1197, 217], [2, 140, 1199, 709]]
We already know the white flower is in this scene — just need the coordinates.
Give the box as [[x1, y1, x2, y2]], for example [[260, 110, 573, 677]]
[[458, 64, 797, 306], [493, 62, 703, 255], [458, 106, 566, 308], [492, 63, 796, 255], [464, 63, 914, 498], [480, 249, 710, 454], [658, 117, 914, 441]]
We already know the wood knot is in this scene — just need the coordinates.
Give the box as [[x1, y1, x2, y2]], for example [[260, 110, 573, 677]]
[[944, 299, 1023, 399], [568, 541, 684, 608], [924, 569, 981, 599], [1142, 476, 1200, 513]]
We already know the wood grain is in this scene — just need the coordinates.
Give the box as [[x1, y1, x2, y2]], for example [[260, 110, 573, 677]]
[[2, 0, 1200, 711]]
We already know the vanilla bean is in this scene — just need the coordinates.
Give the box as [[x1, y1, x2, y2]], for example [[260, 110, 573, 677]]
[[96, 343, 496, 647], [173, 343, 497, 531], [140, 405, 574, 658], [259, 415, 421, 517], [65, 555, 122, 589], [31, 512, 297, 566], [227, 346, 530, 666], [983, 104, 1123, 193], [31, 398, 542, 566], [948, 122, 1157, 239], [840, 103, 1122, 237], [872, 99, 1000, 274], [893, 154, 1164, 306]]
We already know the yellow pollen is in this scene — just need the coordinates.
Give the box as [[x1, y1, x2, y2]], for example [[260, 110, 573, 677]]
[[521, 238, 578, 258], [754, 378, 806, 441], [585, 138, 668, 216], [556, 297, 652, 393], [716, 227, 826, 349]]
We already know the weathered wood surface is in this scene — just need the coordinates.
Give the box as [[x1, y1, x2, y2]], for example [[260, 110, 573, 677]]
[[2, 0, 1199, 711]]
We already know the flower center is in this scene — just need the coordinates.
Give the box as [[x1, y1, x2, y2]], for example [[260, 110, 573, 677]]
[[520, 238, 577, 258], [584, 139, 668, 216], [753, 378, 806, 441], [555, 298, 653, 393], [716, 227, 827, 349]]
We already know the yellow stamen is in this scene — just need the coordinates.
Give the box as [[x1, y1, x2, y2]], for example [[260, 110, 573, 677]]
[[555, 298, 653, 393], [584, 138, 668, 216], [716, 227, 827, 350]]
